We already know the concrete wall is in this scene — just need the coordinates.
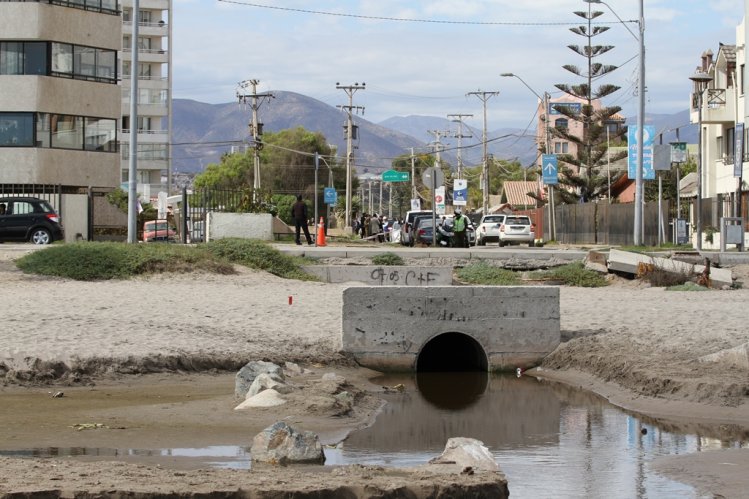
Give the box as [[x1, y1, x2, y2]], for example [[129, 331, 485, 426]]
[[303, 266, 453, 285], [207, 212, 273, 241], [342, 286, 560, 372]]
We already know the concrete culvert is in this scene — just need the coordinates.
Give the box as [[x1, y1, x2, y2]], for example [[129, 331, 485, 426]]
[[416, 332, 488, 372]]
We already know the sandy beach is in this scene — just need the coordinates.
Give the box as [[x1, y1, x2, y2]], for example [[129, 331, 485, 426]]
[[1, 251, 748, 497]]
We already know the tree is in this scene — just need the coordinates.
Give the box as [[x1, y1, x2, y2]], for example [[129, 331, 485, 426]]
[[193, 126, 349, 199], [553, 5, 627, 205]]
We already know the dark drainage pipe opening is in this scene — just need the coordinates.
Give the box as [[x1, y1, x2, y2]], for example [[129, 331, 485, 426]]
[[416, 332, 488, 372]]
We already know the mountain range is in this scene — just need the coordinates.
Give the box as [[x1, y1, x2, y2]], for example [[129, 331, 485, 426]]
[[172, 92, 697, 175]]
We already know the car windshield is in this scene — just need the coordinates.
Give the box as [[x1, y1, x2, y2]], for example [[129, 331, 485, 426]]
[[506, 217, 530, 225], [147, 223, 170, 230], [483, 216, 504, 223]]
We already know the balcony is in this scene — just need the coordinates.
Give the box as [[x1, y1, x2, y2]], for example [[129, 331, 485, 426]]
[[122, 20, 168, 37], [120, 129, 169, 144], [121, 48, 169, 64], [691, 88, 736, 125]]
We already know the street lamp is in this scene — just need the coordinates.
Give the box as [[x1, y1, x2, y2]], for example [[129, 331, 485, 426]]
[[584, 0, 645, 245], [501, 73, 555, 240], [690, 70, 713, 251]]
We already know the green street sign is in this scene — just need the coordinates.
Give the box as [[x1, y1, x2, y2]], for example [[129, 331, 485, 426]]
[[381, 170, 410, 182]]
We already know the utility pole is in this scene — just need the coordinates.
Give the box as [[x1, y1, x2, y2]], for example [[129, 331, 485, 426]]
[[467, 90, 499, 214], [237, 79, 274, 202], [448, 114, 473, 179], [410, 147, 417, 201], [127, 0, 140, 243], [427, 129, 450, 171], [336, 82, 366, 232]]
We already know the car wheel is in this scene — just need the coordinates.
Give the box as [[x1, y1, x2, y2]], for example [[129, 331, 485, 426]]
[[498, 240, 505, 247], [30, 228, 52, 245]]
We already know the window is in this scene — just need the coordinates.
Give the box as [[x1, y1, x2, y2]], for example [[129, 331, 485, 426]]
[[6, 42, 117, 83], [0, 113, 34, 147], [555, 118, 568, 129], [84, 117, 117, 152], [742, 64, 746, 96], [51, 43, 73, 74], [554, 142, 569, 154], [0, 42, 47, 75], [51, 115, 83, 149]]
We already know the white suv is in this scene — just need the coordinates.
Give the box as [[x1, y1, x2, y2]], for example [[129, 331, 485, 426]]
[[475, 214, 506, 246], [498, 215, 536, 247]]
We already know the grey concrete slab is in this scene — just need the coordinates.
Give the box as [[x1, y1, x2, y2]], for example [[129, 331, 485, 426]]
[[303, 266, 453, 285], [608, 248, 733, 287], [342, 286, 560, 372]]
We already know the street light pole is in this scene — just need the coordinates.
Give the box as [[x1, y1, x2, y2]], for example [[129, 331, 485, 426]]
[[585, 0, 645, 245], [501, 73, 555, 240], [690, 71, 712, 251]]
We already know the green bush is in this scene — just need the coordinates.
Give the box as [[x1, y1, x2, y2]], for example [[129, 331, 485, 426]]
[[666, 282, 711, 291], [15, 242, 234, 280], [203, 238, 317, 281], [536, 262, 608, 287], [456, 261, 519, 285], [15, 239, 316, 281], [371, 252, 404, 266]]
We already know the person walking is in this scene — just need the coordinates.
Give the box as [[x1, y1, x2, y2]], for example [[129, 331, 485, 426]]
[[453, 209, 469, 248], [291, 194, 313, 245]]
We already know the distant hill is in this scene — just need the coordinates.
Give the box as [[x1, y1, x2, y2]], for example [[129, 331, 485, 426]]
[[172, 92, 424, 174], [172, 94, 696, 176]]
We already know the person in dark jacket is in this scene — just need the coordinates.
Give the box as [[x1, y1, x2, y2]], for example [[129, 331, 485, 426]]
[[291, 195, 313, 245]]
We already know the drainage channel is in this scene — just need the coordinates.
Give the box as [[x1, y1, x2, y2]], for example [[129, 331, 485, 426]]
[[3, 373, 745, 498]]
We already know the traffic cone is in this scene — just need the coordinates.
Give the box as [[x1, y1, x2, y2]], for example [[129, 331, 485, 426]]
[[316, 217, 327, 247]]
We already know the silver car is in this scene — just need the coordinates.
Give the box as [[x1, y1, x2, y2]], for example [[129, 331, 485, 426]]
[[475, 214, 506, 245], [498, 215, 536, 247]]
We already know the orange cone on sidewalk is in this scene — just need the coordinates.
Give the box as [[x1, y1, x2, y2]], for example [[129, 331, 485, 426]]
[[316, 217, 327, 247]]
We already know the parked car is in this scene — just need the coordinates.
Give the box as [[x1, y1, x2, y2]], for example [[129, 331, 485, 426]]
[[0, 196, 64, 244], [400, 210, 432, 246], [475, 214, 507, 245], [497, 215, 536, 247], [143, 219, 176, 242], [414, 218, 437, 246]]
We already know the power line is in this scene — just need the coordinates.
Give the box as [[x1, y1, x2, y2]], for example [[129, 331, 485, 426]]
[[215, 0, 630, 26]]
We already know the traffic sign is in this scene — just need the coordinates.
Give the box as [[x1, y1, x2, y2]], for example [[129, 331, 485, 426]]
[[421, 167, 444, 191], [670, 142, 687, 163], [323, 187, 337, 205], [382, 169, 409, 182], [542, 154, 558, 185]]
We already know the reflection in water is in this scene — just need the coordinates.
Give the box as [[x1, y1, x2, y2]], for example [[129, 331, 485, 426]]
[[415, 372, 488, 410], [3, 373, 746, 498]]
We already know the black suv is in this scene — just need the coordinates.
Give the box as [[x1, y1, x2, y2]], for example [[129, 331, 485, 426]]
[[0, 197, 64, 244]]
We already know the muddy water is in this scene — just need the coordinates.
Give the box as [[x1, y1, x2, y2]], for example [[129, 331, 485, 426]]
[[3, 373, 746, 498]]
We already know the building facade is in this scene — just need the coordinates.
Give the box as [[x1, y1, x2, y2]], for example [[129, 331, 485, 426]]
[[120, 0, 172, 200], [689, 19, 748, 217], [0, 0, 121, 188]]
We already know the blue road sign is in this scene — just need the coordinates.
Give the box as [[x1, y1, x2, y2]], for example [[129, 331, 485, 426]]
[[324, 187, 337, 205], [628, 125, 655, 180], [542, 154, 558, 185]]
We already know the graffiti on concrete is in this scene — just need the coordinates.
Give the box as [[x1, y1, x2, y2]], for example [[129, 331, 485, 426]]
[[369, 268, 441, 286]]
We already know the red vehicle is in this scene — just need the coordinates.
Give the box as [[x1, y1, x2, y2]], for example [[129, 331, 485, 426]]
[[142, 219, 176, 242]]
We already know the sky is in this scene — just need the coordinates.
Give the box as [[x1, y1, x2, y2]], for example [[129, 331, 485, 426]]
[[172, 0, 746, 131]]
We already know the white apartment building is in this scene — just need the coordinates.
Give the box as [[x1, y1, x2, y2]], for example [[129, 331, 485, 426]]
[[0, 0, 121, 188], [120, 0, 172, 200], [689, 17, 748, 221]]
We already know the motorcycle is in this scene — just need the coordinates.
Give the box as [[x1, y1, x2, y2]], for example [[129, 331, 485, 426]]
[[436, 222, 454, 247]]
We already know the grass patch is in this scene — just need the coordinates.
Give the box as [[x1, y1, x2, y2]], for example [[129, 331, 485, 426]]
[[456, 261, 520, 285], [666, 282, 711, 291], [202, 238, 317, 281], [16, 239, 316, 281], [371, 252, 404, 266], [530, 262, 608, 287]]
